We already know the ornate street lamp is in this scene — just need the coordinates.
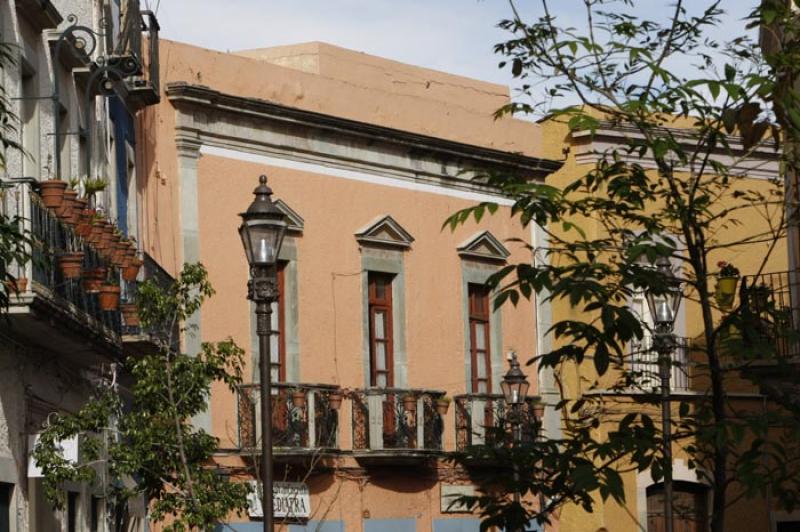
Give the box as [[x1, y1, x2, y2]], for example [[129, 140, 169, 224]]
[[502, 352, 530, 532], [645, 256, 683, 532], [239, 175, 287, 532]]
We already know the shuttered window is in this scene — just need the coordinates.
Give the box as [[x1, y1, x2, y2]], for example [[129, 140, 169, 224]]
[[368, 272, 394, 388]]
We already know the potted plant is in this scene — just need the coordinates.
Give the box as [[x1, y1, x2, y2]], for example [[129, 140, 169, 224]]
[[4, 276, 28, 294], [402, 394, 417, 412], [39, 179, 68, 209], [84, 177, 108, 207], [532, 401, 546, 420], [291, 389, 306, 408], [87, 214, 105, 245], [81, 266, 106, 293], [714, 261, 740, 310], [327, 390, 343, 411], [57, 251, 84, 279], [74, 199, 91, 236], [120, 302, 139, 326], [749, 283, 771, 311], [434, 396, 451, 416], [123, 254, 143, 281], [98, 281, 121, 311]]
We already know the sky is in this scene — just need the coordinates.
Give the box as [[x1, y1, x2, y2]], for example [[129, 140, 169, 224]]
[[148, 1, 757, 98]]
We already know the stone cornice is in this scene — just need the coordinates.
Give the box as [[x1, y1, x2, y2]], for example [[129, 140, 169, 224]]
[[165, 82, 563, 181], [571, 121, 781, 179]]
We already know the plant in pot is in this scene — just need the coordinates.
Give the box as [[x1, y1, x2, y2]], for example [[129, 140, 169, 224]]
[[434, 396, 451, 416], [402, 394, 417, 413], [98, 278, 121, 311], [748, 283, 772, 313], [123, 252, 143, 282], [327, 390, 344, 411], [57, 250, 84, 280], [84, 177, 108, 208], [39, 178, 67, 209], [290, 389, 306, 408], [81, 266, 106, 293], [714, 261, 740, 311], [120, 300, 139, 327], [57, 178, 80, 224]]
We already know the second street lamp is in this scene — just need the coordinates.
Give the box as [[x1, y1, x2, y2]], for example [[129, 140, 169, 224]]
[[645, 256, 684, 532], [502, 352, 530, 532], [239, 175, 287, 532]]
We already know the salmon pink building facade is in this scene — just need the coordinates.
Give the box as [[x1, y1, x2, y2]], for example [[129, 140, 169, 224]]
[[138, 40, 561, 531]]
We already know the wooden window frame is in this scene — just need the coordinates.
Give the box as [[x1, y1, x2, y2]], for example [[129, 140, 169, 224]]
[[368, 272, 394, 388], [468, 283, 492, 394]]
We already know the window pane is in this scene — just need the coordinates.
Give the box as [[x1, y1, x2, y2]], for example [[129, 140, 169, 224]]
[[376, 373, 387, 387], [476, 355, 487, 378], [271, 366, 280, 383], [475, 323, 487, 349], [374, 312, 386, 339], [270, 334, 280, 360], [271, 301, 280, 329], [376, 343, 387, 370], [375, 277, 386, 300], [477, 380, 487, 394]]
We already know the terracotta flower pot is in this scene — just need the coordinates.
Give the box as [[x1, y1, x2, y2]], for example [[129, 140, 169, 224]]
[[98, 284, 120, 310], [75, 203, 92, 236], [532, 402, 546, 420], [120, 303, 139, 326], [327, 391, 343, 411], [101, 224, 115, 250], [4, 277, 28, 293], [122, 258, 143, 281], [402, 395, 417, 412], [114, 242, 130, 266], [39, 180, 67, 209], [58, 252, 84, 279], [58, 190, 78, 224], [81, 267, 106, 293], [435, 398, 450, 416], [87, 220, 105, 245], [291, 390, 306, 408]]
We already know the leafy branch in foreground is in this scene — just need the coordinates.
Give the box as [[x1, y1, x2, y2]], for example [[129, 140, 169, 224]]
[[447, 1, 800, 531], [33, 263, 249, 531]]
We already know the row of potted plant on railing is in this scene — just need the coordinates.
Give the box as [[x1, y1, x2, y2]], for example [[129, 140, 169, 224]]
[[37, 178, 143, 319]]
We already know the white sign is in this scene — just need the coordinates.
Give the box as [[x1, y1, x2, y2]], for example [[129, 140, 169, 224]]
[[27, 434, 79, 477], [247, 481, 311, 519]]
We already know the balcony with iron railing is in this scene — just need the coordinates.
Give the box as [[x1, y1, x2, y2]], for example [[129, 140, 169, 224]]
[[2, 180, 124, 363], [237, 383, 342, 460], [630, 336, 692, 392], [454, 394, 541, 453], [736, 271, 800, 360], [106, 0, 160, 109], [351, 388, 446, 463]]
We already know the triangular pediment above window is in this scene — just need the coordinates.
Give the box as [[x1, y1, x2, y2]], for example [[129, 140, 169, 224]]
[[355, 215, 414, 249], [274, 199, 304, 234], [457, 231, 510, 262]]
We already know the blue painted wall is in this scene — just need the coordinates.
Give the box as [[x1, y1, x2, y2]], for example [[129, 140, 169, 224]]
[[109, 96, 134, 235], [433, 517, 481, 531], [288, 520, 345, 532], [363, 518, 417, 532], [216, 521, 344, 532]]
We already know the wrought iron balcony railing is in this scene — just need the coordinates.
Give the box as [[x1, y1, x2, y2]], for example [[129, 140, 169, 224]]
[[108, 0, 160, 108], [351, 388, 445, 454], [238, 383, 341, 453], [738, 271, 800, 359], [454, 394, 540, 452], [630, 336, 691, 391], [28, 189, 122, 337]]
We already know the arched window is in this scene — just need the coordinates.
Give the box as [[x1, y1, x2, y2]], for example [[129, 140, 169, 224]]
[[646, 481, 708, 532]]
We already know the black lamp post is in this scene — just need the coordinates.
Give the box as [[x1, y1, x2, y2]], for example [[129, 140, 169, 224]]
[[239, 175, 287, 532], [501, 351, 530, 532], [645, 256, 683, 532]]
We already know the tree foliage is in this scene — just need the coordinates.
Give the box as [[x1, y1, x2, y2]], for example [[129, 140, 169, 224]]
[[33, 263, 250, 531], [447, 1, 800, 531]]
